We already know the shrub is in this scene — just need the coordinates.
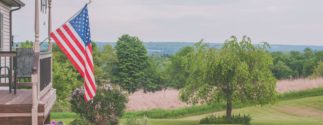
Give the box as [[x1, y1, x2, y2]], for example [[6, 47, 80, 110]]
[[70, 87, 127, 125], [71, 118, 90, 125], [52, 100, 71, 112], [200, 114, 251, 125]]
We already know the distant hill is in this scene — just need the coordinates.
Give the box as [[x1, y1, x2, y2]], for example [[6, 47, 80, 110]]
[[15, 41, 322, 55], [94, 42, 323, 56]]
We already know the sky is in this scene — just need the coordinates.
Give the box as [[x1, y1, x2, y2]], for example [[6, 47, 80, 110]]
[[12, 0, 323, 45]]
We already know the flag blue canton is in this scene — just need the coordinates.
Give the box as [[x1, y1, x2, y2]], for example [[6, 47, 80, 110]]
[[70, 5, 91, 45]]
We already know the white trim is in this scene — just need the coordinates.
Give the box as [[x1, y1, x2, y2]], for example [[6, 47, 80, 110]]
[[43, 89, 56, 117], [0, 113, 43, 117], [40, 53, 52, 59], [40, 83, 52, 99]]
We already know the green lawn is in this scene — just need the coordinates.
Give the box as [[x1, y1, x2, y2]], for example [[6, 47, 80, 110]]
[[53, 95, 323, 125], [178, 95, 323, 125]]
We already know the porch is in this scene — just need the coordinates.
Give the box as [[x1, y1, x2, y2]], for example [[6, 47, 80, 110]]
[[0, 89, 56, 125], [0, 49, 56, 125]]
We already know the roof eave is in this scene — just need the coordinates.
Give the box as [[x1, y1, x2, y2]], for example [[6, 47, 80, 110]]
[[0, 0, 25, 7], [13, 0, 25, 7]]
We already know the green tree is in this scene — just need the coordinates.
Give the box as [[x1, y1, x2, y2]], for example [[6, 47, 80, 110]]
[[180, 36, 277, 119], [312, 62, 323, 78], [114, 34, 160, 93], [52, 44, 82, 111], [271, 61, 294, 79], [164, 46, 194, 89], [19, 40, 33, 48], [99, 44, 117, 81], [142, 56, 166, 92]]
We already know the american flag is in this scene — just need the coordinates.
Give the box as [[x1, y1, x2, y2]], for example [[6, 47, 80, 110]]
[[50, 5, 96, 101]]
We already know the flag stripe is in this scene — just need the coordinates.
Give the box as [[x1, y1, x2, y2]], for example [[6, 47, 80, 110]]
[[85, 46, 94, 73], [57, 29, 85, 68], [85, 75, 95, 95], [61, 25, 86, 61], [84, 67, 96, 92], [53, 30, 85, 75], [84, 87, 90, 101], [84, 80, 93, 98], [50, 32, 84, 75]]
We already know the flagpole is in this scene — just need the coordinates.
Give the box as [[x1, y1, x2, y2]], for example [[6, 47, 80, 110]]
[[48, 0, 52, 51], [43, 2, 91, 44]]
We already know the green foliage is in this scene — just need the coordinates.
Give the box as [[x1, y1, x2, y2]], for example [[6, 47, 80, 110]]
[[114, 34, 162, 93], [52, 45, 82, 111], [52, 42, 109, 111], [200, 114, 251, 125], [164, 46, 194, 89], [271, 61, 294, 79], [52, 100, 72, 112], [114, 35, 148, 93], [71, 118, 90, 125], [179, 36, 277, 118], [98, 44, 117, 82], [311, 62, 323, 78], [142, 57, 166, 91], [19, 40, 33, 48], [271, 48, 323, 79], [278, 87, 323, 100], [51, 112, 78, 119], [91, 42, 108, 86], [123, 103, 248, 119], [71, 88, 127, 125]]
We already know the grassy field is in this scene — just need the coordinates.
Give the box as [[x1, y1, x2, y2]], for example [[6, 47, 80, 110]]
[[53, 95, 323, 125]]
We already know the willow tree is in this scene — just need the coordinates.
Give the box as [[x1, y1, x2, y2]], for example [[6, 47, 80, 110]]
[[180, 36, 277, 119]]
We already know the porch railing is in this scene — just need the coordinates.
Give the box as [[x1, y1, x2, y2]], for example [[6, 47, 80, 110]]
[[0, 52, 15, 93], [40, 52, 52, 91], [0, 50, 52, 96]]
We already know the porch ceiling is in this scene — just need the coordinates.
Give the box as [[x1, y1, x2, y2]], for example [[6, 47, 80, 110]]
[[0, 0, 25, 7]]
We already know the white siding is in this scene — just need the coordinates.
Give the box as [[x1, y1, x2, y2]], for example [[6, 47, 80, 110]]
[[0, 1, 10, 51], [0, 2, 10, 83]]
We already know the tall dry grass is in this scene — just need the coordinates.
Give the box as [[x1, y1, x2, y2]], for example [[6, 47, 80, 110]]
[[276, 78, 323, 93], [127, 78, 323, 111]]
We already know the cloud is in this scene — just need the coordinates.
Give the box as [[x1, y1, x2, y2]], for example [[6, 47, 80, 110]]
[[12, 0, 323, 45]]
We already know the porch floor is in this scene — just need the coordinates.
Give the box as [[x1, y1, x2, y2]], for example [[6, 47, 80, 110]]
[[0, 88, 56, 125], [0, 88, 32, 105]]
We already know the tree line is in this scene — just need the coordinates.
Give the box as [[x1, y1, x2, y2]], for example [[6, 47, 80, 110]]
[[271, 48, 323, 79]]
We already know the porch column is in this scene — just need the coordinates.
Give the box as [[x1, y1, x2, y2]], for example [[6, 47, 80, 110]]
[[32, 0, 40, 124], [48, 0, 52, 51]]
